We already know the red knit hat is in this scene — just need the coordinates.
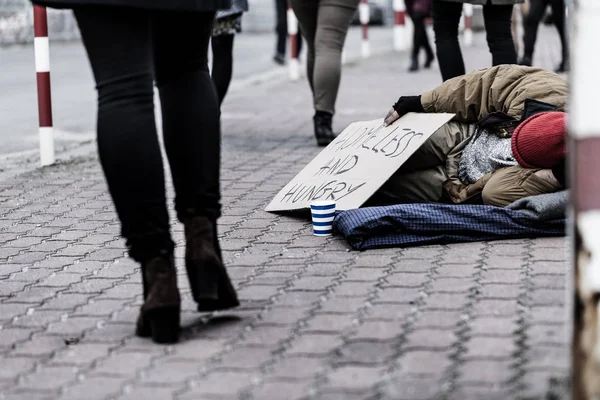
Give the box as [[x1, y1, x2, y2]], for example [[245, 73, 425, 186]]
[[511, 111, 567, 168]]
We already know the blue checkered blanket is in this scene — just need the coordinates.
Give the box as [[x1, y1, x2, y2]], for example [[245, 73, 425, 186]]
[[333, 193, 566, 250]]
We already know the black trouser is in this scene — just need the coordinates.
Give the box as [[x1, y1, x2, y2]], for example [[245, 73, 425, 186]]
[[211, 34, 235, 105], [410, 12, 433, 60], [73, 7, 221, 262], [523, 0, 568, 63], [275, 0, 303, 56], [432, 0, 516, 81]]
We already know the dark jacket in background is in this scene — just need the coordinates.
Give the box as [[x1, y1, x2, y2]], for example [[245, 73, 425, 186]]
[[216, 0, 248, 19], [405, 0, 432, 16], [436, 0, 522, 4], [31, 0, 231, 11]]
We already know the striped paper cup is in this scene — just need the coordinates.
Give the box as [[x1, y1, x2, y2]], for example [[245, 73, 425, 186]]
[[310, 200, 336, 236]]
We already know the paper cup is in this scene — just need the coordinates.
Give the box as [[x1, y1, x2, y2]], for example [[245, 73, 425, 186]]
[[310, 200, 336, 236]]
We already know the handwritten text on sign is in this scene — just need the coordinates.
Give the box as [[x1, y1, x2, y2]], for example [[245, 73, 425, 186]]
[[265, 113, 455, 212]]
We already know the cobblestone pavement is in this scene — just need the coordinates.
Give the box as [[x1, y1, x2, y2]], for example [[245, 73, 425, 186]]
[[0, 28, 570, 400]]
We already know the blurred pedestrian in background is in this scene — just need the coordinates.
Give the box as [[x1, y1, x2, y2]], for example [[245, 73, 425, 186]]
[[432, 0, 522, 82], [30, 0, 239, 344], [518, 0, 568, 72], [405, 0, 435, 72], [274, 0, 303, 65], [290, 0, 360, 146], [511, 0, 529, 55], [212, 0, 249, 105]]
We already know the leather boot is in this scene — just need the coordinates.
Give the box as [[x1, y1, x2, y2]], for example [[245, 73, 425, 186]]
[[518, 56, 532, 67], [135, 271, 151, 338], [136, 254, 180, 344], [408, 56, 419, 72], [424, 52, 435, 69], [184, 216, 239, 312], [313, 111, 335, 147]]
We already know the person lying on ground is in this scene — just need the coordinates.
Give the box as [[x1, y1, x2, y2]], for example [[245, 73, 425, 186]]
[[370, 64, 568, 207]]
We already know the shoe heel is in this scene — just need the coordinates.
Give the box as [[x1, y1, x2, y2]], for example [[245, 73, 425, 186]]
[[148, 306, 180, 344], [187, 261, 220, 303]]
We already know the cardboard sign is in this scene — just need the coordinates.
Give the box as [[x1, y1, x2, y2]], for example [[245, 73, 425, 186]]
[[266, 113, 455, 212]]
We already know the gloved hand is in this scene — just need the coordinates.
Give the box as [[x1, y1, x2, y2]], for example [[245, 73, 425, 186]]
[[383, 95, 424, 126]]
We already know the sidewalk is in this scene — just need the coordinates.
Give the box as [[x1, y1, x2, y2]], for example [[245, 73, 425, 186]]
[[0, 28, 569, 400]]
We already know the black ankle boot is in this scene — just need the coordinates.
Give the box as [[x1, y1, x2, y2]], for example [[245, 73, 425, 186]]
[[136, 254, 181, 344], [184, 216, 239, 312], [135, 271, 151, 338], [313, 111, 335, 147], [408, 56, 419, 72], [518, 56, 532, 67], [555, 60, 569, 73], [425, 52, 435, 69]]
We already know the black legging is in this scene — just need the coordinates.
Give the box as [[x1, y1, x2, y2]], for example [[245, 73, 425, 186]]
[[523, 0, 568, 64], [432, 0, 516, 81], [211, 34, 234, 105], [410, 12, 433, 60], [73, 7, 221, 262]]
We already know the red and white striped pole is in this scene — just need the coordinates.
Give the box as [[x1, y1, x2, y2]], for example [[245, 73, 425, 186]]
[[287, 3, 300, 81], [33, 5, 55, 167], [359, 0, 370, 58], [463, 3, 474, 47], [570, 0, 600, 398], [393, 0, 407, 52]]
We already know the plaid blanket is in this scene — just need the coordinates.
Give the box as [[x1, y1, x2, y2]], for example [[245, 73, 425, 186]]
[[333, 202, 566, 251]]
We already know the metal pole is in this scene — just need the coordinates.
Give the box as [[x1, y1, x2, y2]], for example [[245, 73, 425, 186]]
[[359, 0, 370, 58], [33, 5, 55, 167], [463, 3, 473, 47], [570, 0, 600, 398], [287, 2, 300, 81], [393, 0, 406, 51]]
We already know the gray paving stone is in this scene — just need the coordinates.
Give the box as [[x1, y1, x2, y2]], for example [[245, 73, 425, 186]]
[[266, 355, 326, 380], [463, 336, 517, 360], [333, 341, 393, 366], [326, 365, 386, 390], [469, 316, 518, 337], [59, 376, 124, 400], [0, 356, 37, 379], [17, 365, 78, 390], [383, 378, 441, 400], [397, 350, 452, 375], [178, 371, 255, 398], [3, 286, 59, 304], [456, 359, 513, 385], [50, 343, 112, 366], [403, 328, 457, 351], [287, 334, 343, 356], [301, 314, 356, 333], [91, 351, 153, 376], [250, 381, 311, 400]]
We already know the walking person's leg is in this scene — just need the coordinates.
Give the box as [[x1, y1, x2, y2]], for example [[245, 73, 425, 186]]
[[549, 0, 568, 72], [432, 0, 465, 81], [153, 11, 239, 313], [421, 14, 435, 68], [309, 0, 359, 145], [274, 0, 287, 63], [482, 3, 517, 66], [410, 12, 434, 71], [409, 13, 422, 71], [290, 0, 318, 92], [520, 0, 547, 65], [211, 33, 235, 105], [73, 6, 180, 344]]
